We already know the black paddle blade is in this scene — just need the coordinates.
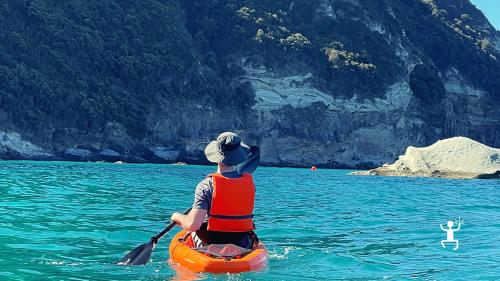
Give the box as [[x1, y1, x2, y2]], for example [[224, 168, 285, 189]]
[[118, 240, 156, 266]]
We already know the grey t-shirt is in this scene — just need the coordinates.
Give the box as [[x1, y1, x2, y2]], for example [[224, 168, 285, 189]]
[[192, 171, 246, 220]]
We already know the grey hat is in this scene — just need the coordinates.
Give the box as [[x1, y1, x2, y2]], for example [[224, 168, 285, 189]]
[[205, 132, 250, 165]]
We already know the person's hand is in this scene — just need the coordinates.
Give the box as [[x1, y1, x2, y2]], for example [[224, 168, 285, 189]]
[[171, 212, 181, 225]]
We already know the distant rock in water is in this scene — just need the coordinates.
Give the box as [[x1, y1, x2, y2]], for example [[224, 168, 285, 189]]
[[351, 137, 500, 179]]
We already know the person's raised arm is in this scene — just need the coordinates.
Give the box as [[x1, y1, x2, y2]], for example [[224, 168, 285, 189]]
[[440, 224, 447, 231], [455, 222, 461, 231], [171, 208, 207, 232]]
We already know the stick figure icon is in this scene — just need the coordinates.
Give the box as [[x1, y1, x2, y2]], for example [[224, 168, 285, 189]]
[[440, 218, 464, 250]]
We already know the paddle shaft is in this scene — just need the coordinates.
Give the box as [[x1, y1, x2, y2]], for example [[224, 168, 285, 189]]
[[154, 207, 192, 242]]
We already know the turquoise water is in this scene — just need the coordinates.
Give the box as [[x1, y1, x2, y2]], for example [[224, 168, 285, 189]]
[[0, 161, 499, 281]]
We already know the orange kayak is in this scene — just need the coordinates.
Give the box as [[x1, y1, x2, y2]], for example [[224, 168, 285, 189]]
[[168, 230, 268, 273]]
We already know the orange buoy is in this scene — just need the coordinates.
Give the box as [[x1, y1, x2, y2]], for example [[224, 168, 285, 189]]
[[311, 165, 317, 171]]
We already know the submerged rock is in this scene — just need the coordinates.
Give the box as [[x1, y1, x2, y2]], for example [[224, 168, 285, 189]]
[[351, 137, 500, 179]]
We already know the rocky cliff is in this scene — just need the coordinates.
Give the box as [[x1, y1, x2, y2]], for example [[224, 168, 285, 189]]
[[1, 0, 499, 167]]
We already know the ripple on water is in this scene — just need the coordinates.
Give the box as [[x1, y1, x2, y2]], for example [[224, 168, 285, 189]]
[[0, 162, 499, 280]]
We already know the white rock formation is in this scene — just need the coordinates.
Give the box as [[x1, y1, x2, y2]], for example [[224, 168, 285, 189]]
[[352, 137, 500, 179]]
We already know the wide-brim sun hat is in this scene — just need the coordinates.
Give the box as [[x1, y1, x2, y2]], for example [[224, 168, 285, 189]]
[[205, 132, 250, 165]]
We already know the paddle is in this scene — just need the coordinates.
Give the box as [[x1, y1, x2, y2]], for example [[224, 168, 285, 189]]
[[118, 146, 260, 266], [118, 207, 192, 266]]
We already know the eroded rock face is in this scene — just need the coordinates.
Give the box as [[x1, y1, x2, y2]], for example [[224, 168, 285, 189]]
[[64, 148, 93, 161], [149, 147, 181, 163], [0, 132, 53, 159], [98, 149, 122, 162], [352, 137, 500, 179]]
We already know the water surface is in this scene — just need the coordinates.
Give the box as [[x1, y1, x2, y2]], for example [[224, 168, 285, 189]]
[[0, 161, 499, 280]]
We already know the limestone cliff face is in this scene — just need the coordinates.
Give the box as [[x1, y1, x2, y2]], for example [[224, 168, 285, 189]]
[[0, 0, 499, 167]]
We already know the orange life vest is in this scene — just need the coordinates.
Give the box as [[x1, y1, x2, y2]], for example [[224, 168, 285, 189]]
[[207, 173, 255, 232]]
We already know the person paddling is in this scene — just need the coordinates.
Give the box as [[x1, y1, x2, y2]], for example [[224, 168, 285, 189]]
[[170, 132, 258, 249]]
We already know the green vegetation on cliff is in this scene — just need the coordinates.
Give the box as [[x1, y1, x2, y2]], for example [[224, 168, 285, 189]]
[[0, 0, 499, 152], [0, 0, 254, 140]]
